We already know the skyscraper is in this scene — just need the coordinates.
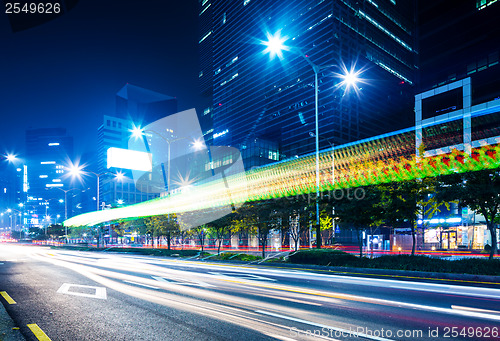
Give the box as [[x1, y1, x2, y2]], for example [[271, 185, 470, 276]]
[[416, 0, 500, 158], [25, 128, 74, 226], [199, 0, 417, 168], [97, 84, 177, 209]]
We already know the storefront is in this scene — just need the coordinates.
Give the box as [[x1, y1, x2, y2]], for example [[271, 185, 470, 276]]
[[424, 224, 493, 250]]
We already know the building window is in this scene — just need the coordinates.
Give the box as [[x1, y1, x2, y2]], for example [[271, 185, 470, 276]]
[[477, 0, 498, 10], [199, 31, 212, 44]]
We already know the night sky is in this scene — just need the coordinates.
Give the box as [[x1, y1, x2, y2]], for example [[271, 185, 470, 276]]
[[0, 0, 207, 157]]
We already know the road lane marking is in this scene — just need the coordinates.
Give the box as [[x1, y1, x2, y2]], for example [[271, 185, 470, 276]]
[[152, 275, 215, 288], [208, 272, 276, 282], [263, 293, 323, 306], [124, 280, 160, 289], [219, 278, 500, 322], [27, 323, 52, 341], [57, 283, 107, 299], [0, 291, 16, 304], [255, 310, 394, 341], [389, 285, 500, 299], [452, 305, 500, 315]]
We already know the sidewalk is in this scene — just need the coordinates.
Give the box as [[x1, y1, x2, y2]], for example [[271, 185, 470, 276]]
[[0, 303, 25, 341]]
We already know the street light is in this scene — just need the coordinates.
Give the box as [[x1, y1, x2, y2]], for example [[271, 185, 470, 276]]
[[132, 127, 187, 195], [51, 187, 81, 243], [69, 166, 120, 212], [264, 31, 359, 248], [309, 132, 335, 184]]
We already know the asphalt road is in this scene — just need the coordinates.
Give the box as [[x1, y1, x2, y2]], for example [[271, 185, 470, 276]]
[[1, 244, 500, 341]]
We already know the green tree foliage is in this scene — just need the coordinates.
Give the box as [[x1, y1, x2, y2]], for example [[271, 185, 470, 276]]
[[236, 200, 278, 258], [46, 224, 65, 240], [207, 211, 236, 255], [144, 214, 180, 249], [192, 224, 208, 252], [436, 169, 500, 259], [379, 178, 446, 256], [334, 186, 383, 257]]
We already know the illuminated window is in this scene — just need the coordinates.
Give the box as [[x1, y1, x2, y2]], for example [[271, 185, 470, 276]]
[[222, 12, 226, 24], [199, 2, 211, 16], [48, 143, 60, 146], [40, 161, 55, 165], [220, 73, 239, 86], [39, 175, 48, 178], [199, 31, 212, 44], [477, 0, 498, 10], [226, 56, 238, 67], [244, 0, 251, 5]]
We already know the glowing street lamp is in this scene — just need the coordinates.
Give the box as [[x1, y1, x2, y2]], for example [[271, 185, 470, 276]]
[[263, 31, 360, 249], [131, 127, 187, 195], [192, 138, 205, 151], [5, 153, 17, 162]]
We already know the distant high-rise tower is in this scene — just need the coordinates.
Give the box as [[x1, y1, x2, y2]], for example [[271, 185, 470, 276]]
[[115, 83, 178, 127], [25, 128, 73, 226], [97, 84, 177, 209], [199, 0, 417, 168]]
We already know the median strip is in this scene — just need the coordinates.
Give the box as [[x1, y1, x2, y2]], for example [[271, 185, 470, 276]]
[[27, 323, 52, 341], [0, 291, 16, 304]]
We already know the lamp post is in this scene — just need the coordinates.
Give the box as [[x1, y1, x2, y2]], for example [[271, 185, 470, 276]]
[[132, 128, 187, 195], [263, 31, 358, 249], [7, 208, 23, 237], [309, 132, 335, 184], [53, 187, 80, 243]]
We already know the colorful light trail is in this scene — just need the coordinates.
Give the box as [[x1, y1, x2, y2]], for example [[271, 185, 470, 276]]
[[63, 132, 500, 228]]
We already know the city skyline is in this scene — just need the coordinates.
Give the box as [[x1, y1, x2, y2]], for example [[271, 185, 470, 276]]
[[0, 0, 206, 155]]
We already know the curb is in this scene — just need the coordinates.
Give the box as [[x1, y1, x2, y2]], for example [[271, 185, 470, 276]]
[[0, 303, 25, 341]]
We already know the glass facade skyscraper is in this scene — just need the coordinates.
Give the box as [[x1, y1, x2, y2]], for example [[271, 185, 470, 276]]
[[199, 0, 417, 168], [97, 84, 177, 208], [25, 128, 74, 226]]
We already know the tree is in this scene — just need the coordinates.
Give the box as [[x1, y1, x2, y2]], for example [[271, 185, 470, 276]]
[[236, 201, 277, 258], [207, 211, 235, 255], [436, 169, 500, 259], [193, 224, 208, 253], [380, 178, 442, 256], [46, 224, 65, 240], [145, 215, 179, 250], [334, 186, 383, 257], [283, 197, 312, 251]]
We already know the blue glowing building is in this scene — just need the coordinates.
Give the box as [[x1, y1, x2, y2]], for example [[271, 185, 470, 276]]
[[199, 0, 417, 168]]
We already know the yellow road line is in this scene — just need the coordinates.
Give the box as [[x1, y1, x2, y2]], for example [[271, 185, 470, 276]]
[[27, 324, 52, 341], [0, 291, 16, 304]]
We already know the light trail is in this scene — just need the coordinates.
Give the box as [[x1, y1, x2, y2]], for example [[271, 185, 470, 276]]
[[64, 125, 500, 227]]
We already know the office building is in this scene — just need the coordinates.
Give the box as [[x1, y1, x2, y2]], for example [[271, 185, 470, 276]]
[[25, 128, 74, 227], [97, 84, 178, 209], [414, 1, 500, 251], [199, 0, 417, 168]]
